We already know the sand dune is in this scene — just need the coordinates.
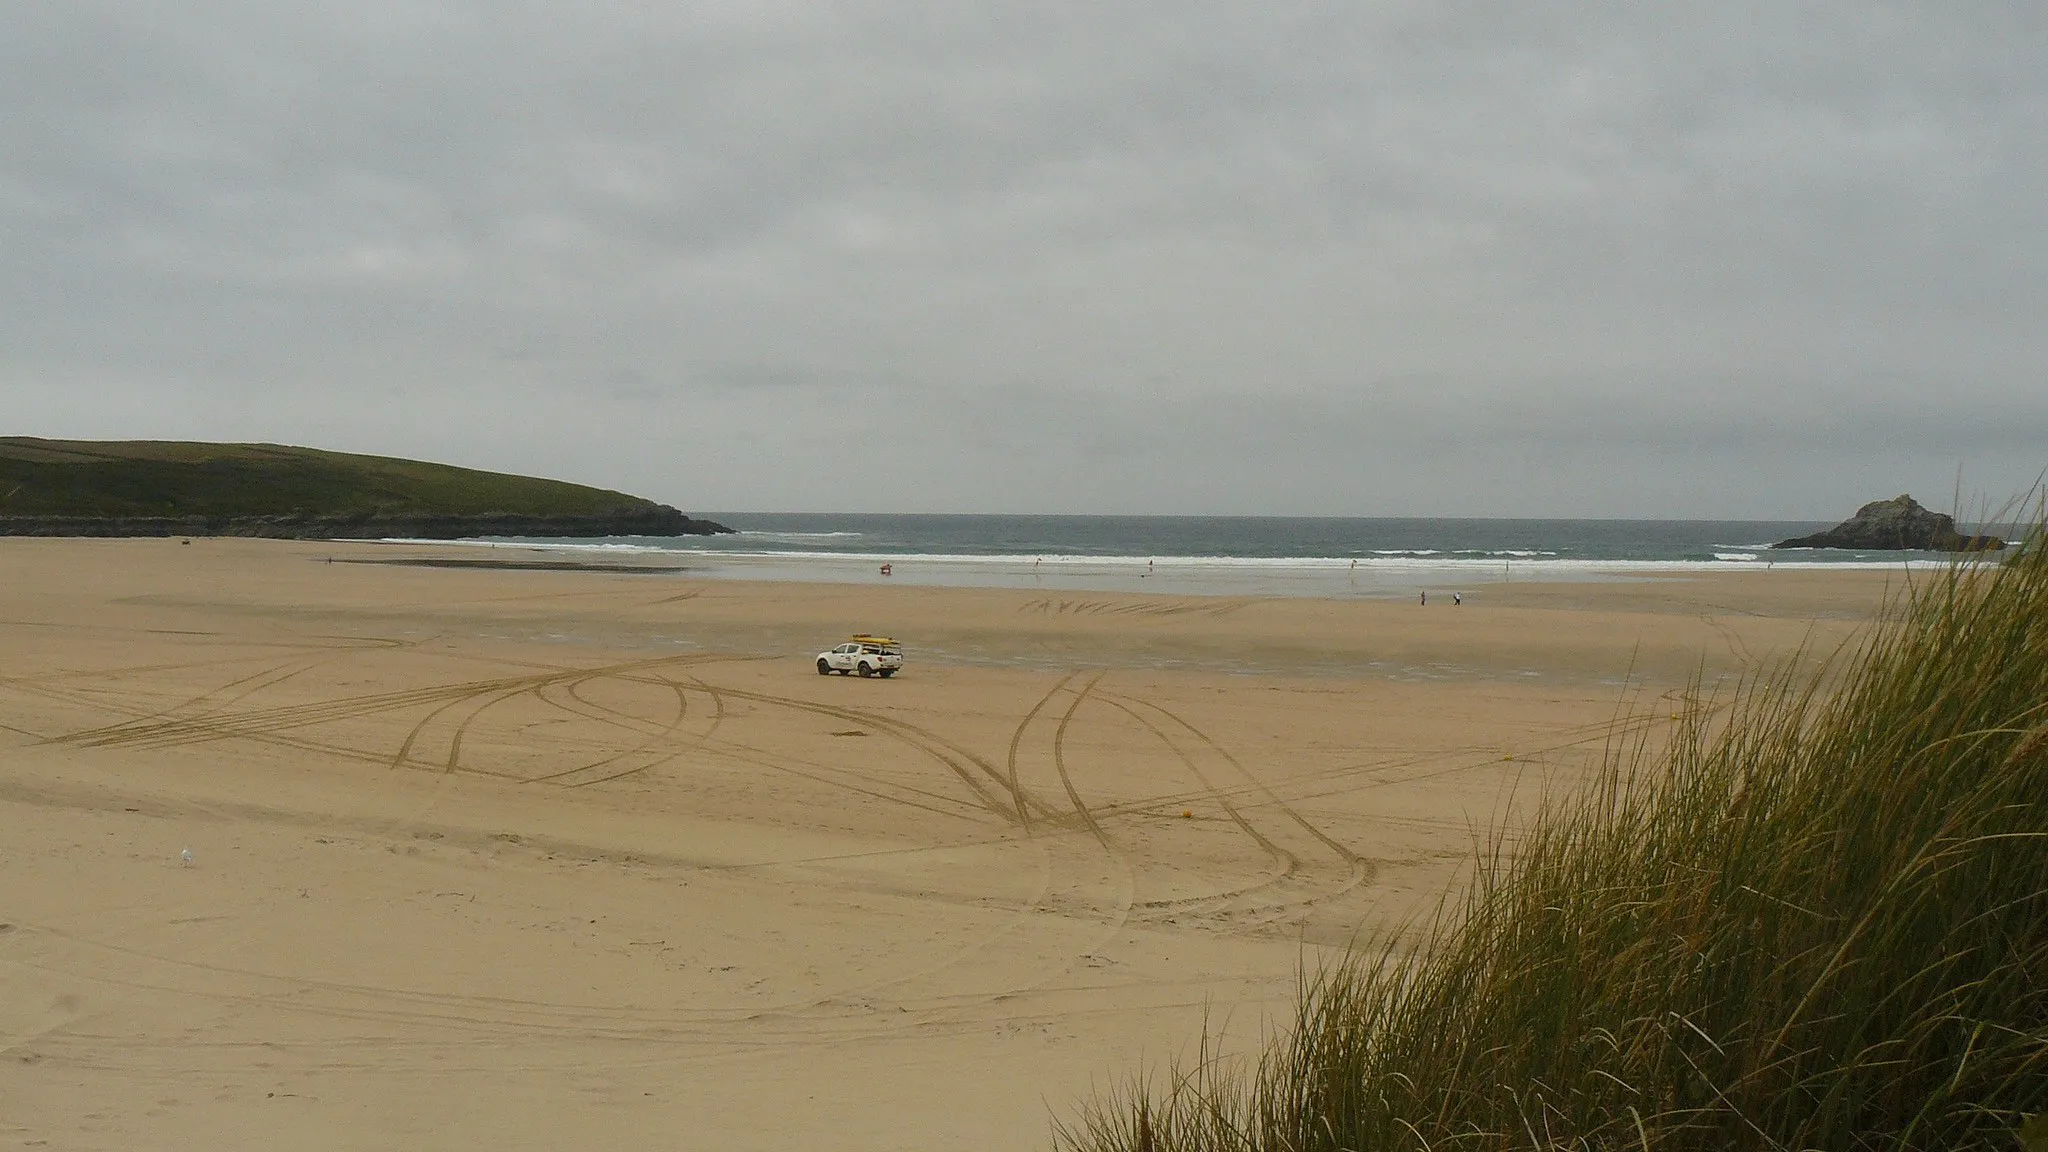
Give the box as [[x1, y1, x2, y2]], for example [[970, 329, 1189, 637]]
[[0, 539, 1895, 1150]]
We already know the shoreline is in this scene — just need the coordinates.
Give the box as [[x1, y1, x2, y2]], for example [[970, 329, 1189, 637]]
[[7, 535, 1908, 684], [330, 555, 696, 574], [365, 534, 1964, 600]]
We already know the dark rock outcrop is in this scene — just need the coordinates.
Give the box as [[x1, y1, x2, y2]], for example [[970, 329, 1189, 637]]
[[0, 508, 732, 540], [1774, 495, 2005, 552]]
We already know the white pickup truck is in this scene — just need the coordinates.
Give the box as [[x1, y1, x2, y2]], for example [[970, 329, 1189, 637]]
[[816, 635, 903, 678]]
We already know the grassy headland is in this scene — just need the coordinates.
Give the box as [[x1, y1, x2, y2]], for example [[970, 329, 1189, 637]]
[[1061, 534, 2046, 1149], [0, 437, 728, 538]]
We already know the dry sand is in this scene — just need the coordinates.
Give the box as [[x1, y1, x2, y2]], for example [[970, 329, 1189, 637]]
[[0, 538, 1903, 1150]]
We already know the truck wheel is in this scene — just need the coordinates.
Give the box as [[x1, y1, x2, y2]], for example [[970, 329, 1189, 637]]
[[818, 659, 832, 675], [878, 669, 894, 678], [857, 662, 873, 678]]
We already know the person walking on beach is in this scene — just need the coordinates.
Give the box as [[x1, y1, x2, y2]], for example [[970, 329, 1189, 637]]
[[1420, 591, 1426, 606], [1453, 592, 1461, 606]]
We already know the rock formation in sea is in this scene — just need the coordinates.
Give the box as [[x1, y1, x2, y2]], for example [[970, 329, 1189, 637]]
[[1773, 495, 2005, 551]]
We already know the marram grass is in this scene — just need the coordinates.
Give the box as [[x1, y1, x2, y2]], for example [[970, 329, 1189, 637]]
[[1059, 532, 2048, 1151]]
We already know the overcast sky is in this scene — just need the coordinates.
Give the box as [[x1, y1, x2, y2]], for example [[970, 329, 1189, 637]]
[[4, 2, 2043, 518]]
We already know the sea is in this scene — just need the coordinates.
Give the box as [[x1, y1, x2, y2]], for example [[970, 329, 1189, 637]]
[[391, 514, 2008, 600]]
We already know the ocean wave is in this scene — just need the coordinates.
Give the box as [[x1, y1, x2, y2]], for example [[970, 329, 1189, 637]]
[[376, 538, 670, 554], [1365, 549, 1561, 558], [459, 545, 1930, 572], [379, 538, 1954, 575]]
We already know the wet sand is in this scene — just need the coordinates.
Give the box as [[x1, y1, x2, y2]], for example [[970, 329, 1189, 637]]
[[0, 538, 1899, 1150]]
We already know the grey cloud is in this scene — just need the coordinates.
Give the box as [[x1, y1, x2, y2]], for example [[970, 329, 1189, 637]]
[[2, 1, 2043, 516]]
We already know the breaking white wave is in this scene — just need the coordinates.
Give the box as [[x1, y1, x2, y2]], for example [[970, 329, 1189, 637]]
[[378, 537, 1946, 575]]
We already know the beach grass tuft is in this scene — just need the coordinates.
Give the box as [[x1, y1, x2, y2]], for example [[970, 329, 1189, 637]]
[[1058, 522, 2048, 1150]]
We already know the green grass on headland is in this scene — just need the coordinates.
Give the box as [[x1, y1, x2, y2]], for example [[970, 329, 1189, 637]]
[[0, 437, 669, 519], [1060, 528, 2047, 1150]]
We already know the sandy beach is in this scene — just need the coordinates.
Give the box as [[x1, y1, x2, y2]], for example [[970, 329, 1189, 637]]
[[0, 538, 1905, 1151]]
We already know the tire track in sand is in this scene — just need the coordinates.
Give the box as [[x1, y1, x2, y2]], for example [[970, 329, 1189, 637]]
[[643, 674, 1010, 816], [557, 670, 729, 790], [1005, 671, 1080, 831], [771, 671, 1133, 1019], [1051, 672, 1116, 849], [64, 653, 735, 755], [1093, 694, 1296, 883], [708, 685, 1059, 826], [1103, 690, 1376, 930], [513, 672, 692, 786]]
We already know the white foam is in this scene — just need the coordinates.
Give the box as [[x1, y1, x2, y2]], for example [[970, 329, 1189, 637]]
[[392, 538, 1948, 572], [377, 537, 670, 554]]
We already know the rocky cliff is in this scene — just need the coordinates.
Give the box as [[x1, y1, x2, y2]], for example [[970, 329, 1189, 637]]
[[1774, 495, 2005, 552]]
